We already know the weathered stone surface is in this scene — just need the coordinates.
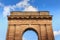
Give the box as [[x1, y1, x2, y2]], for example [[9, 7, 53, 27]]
[[6, 11, 54, 40], [10, 11, 49, 15]]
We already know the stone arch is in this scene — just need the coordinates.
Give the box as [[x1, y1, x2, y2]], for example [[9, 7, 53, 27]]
[[22, 28, 39, 40], [6, 11, 54, 40]]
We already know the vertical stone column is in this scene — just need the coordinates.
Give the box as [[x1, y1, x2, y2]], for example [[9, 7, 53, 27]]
[[39, 25, 41, 40], [6, 25, 15, 40], [46, 24, 54, 40], [15, 25, 21, 40], [40, 24, 47, 40]]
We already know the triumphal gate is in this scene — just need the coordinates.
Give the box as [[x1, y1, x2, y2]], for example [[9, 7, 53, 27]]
[[6, 11, 54, 40]]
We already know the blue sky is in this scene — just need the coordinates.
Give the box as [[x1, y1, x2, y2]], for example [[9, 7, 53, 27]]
[[0, 0, 60, 40]]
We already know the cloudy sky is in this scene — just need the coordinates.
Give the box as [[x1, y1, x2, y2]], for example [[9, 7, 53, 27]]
[[0, 0, 60, 40]]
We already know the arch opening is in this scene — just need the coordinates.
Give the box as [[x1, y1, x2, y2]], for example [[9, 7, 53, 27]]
[[22, 28, 38, 40]]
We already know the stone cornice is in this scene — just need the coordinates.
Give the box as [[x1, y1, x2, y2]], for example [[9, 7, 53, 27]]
[[8, 15, 52, 20]]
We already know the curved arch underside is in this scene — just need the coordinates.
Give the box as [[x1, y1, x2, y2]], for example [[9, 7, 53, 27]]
[[22, 28, 38, 40]]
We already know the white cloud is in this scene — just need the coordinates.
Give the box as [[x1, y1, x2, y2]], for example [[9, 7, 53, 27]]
[[3, 6, 11, 17], [24, 6, 38, 11], [15, 0, 38, 11], [16, 0, 30, 8], [2, 0, 38, 17], [3, 6, 15, 17], [54, 30, 60, 36]]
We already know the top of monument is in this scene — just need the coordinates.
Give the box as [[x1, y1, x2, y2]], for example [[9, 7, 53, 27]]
[[8, 11, 52, 20], [10, 11, 50, 16]]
